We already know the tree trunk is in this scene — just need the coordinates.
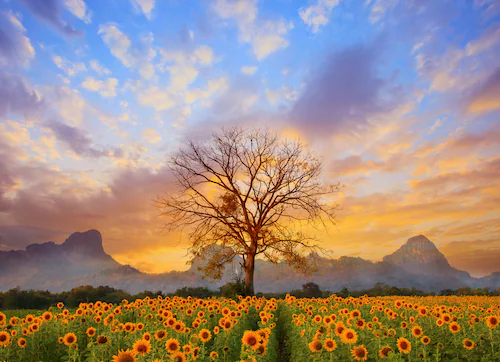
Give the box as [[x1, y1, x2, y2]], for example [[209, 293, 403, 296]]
[[244, 252, 255, 295]]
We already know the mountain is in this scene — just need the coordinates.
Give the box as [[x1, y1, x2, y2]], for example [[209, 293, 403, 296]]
[[0, 231, 499, 294]]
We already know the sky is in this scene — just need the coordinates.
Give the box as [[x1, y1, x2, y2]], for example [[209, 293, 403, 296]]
[[0, 0, 499, 277]]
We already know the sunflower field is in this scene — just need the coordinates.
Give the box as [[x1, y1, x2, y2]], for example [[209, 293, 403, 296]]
[[0, 295, 499, 361]]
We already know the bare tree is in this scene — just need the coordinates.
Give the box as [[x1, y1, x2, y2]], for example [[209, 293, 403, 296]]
[[156, 127, 339, 295]]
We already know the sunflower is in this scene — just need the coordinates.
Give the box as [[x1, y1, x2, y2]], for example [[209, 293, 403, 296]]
[[132, 339, 151, 356], [0, 331, 11, 347], [356, 319, 366, 329], [442, 314, 451, 323], [96, 335, 109, 344], [486, 315, 498, 328], [165, 338, 180, 353], [111, 349, 137, 362], [57, 302, 64, 309], [334, 321, 346, 337], [463, 338, 475, 350], [42, 311, 52, 321], [397, 337, 411, 354], [449, 322, 460, 333], [172, 352, 187, 362], [199, 329, 212, 343], [209, 351, 219, 360], [192, 346, 200, 360], [351, 345, 368, 361], [256, 344, 267, 356], [155, 329, 167, 340], [86, 327, 96, 337], [308, 339, 322, 352], [17, 338, 27, 348], [411, 325, 423, 338], [63, 332, 77, 346], [378, 346, 392, 358], [324, 338, 337, 352], [421, 336, 431, 345], [242, 331, 258, 348], [341, 328, 358, 344]]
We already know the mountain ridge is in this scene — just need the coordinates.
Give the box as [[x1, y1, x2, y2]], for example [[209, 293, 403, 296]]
[[0, 230, 498, 294]]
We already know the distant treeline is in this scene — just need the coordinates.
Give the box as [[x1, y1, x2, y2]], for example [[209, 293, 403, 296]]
[[0, 282, 498, 310]]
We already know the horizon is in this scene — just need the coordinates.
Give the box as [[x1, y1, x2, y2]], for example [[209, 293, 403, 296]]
[[3, 228, 497, 279], [1, 0, 499, 279]]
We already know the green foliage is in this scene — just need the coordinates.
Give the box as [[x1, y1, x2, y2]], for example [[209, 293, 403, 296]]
[[290, 282, 325, 298], [173, 286, 217, 298], [220, 276, 247, 299], [0, 286, 162, 310]]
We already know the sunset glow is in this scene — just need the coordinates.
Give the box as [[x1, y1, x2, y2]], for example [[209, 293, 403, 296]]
[[1, 0, 499, 277]]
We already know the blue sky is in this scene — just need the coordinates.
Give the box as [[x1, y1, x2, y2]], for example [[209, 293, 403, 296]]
[[1, 0, 499, 276]]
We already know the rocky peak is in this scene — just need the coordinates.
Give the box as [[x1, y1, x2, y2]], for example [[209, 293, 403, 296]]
[[25, 241, 57, 254], [61, 230, 106, 257], [383, 235, 452, 272]]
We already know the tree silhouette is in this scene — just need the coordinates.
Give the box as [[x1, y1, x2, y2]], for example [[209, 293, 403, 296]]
[[156, 127, 339, 294]]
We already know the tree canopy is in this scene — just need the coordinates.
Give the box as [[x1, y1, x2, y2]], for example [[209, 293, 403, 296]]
[[156, 127, 339, 294]]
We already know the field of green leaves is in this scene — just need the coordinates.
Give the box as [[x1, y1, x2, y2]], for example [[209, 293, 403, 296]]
[[0, 295, 499, 361]]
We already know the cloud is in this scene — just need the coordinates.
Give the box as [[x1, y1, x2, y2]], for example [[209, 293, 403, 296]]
[[299, 0, 340, 33], [142, 129, 162, 143], [0, 11, 36, 68], [138, 87, 177, 111], [184, 77, 228, 104], [441, 238, 500, 277], [416, 24, 500, 97], [265, 85, 299, 105], [19, 0, 82, 36], [130, 0, 155, 20], [47, 120, 123, 158], [193, 45, 214, 66], [0, 72, 44, 119], [98, 23, 135, 67], [0, 225, 69, 251], [167, 62, 199, 90], [159, 45, 215, 90], [468, 68, 500, 113], [81, 77, 119, 97], [367, 0, 399, 24], [62, 0, 92, 24], [52, 55, 87, 77], [98, 25, 157, 80], [465, 26, 500, 56], [213, 0, 293, 60], [209, 77, 260, 119], [43, 85, 88, 126], [409, 157, 500, 192], [241, 66, 257, 75], [0, 146, 180, 257], [330, 155, 385, 177], [89, 60, 111, 76], [290, 43, 397, 138]]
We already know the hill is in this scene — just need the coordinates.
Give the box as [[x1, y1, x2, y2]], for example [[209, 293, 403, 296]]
[[0, 230, 498, 293]]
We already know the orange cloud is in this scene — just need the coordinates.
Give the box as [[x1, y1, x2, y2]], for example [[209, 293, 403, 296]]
[[468, 68, 500, 112]]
